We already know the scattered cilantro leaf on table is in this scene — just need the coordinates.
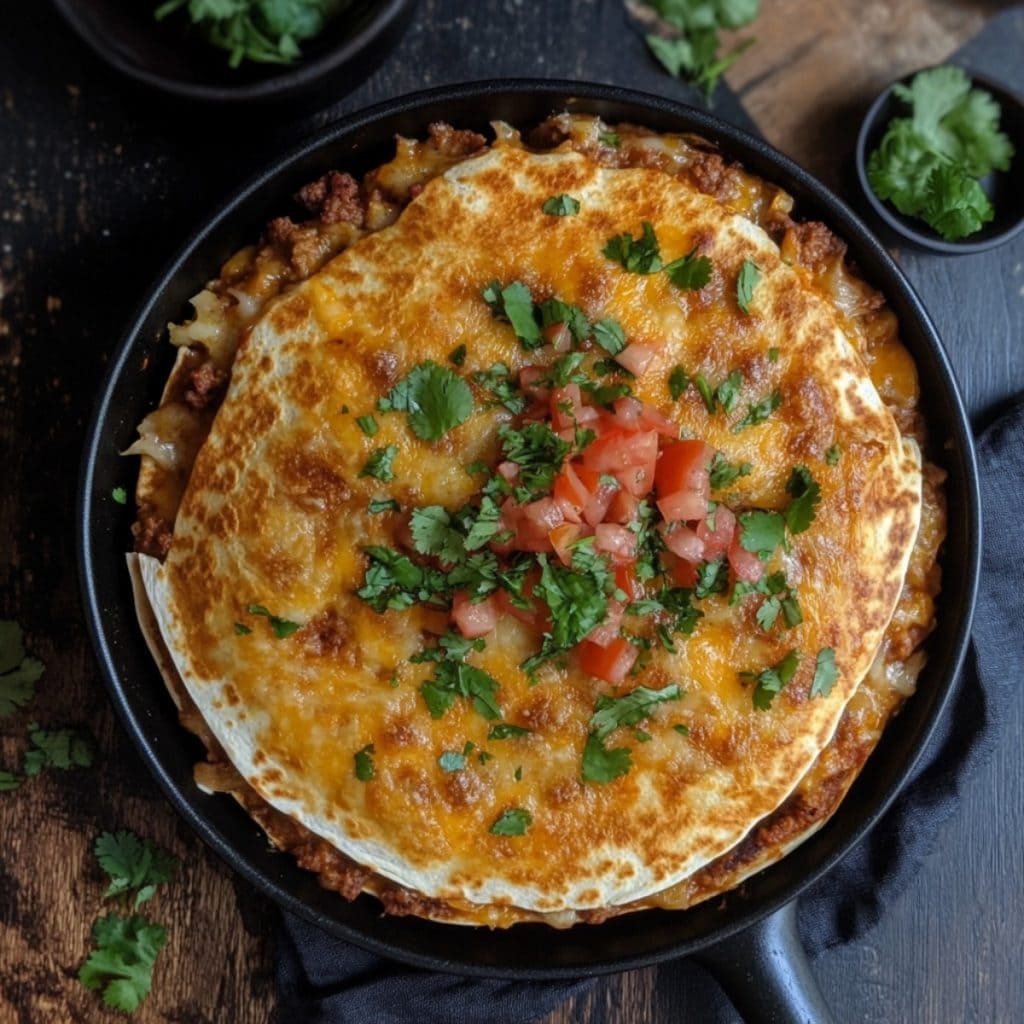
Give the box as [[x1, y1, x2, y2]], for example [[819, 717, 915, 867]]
[[23, 723, 93, 776], [0, 620, 44, 718], [95, 831, 178, 909], [79, 914, 167, 1013], [0, 771, 20, 792]]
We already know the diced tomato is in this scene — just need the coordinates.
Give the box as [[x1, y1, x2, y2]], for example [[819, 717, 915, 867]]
[[553, 462, 592, 519], [660, 522, 705, 562], [577, 637, 638, 684], [549, 522, 583, 566], [582, 477, 619, 528], [594, 523, 637, 562], [523, 498, 564, 532], [496, 587, 537, 625], [551, 384, 582, 431], [452, 592, 497, 639], [655, 440, 713, 497], [615, 343, 657, 377], [697, 505, 737, 559], [583, 429, 658, 474], [607, 489, 639, 524], [637, 403, 680, 438], [610, 396, 643, 429], [543, 322, 572, 351], [657, 489, 708, 523], [670, 557, 699, 588], [587, 600, 625, 647], [519, 365, 549, 399], [497, 461, 520, 482], [728, 538, 764, 582], [614, 562, 641, 602]]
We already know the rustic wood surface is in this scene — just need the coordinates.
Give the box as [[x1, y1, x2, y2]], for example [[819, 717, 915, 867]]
[[1, 2, 1021, 1022]]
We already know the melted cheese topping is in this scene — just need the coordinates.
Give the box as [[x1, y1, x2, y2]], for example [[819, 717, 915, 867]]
[[136, 140, 924, 915]]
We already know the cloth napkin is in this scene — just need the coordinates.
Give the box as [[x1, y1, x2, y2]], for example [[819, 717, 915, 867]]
[[275, 399, 1020, 1021]]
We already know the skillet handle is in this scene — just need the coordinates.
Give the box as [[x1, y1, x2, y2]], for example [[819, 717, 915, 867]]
[[691, 901, 836, 1024]]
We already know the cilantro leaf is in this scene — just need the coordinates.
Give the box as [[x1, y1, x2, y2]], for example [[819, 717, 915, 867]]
[[246, 604, 301, 638], [714, 370, 744, 413], [708, 452, 752, 490], [542, 194, 581, 216], [732, 389, 781, 432], [603, 222, 663, 274], [598, 130, 621, 148], [0, 770, 20, 792], [785, 466, 821, 535], [359, 444, 398, 482], [438, 751, 467, 772], [354, 744, 375, 781], [581, 733, 632, 784], [0, 620, 44, 718], [369, 497, 400, 514], [694, 557, 728, 599], [448, 343, 467, 367], [534, 551, 612, 652], [95, 831, 178, 909], [357, 546, 447, 612], [489, 807, 532, 836], [410, 506, 465, 564], [811, 647, 839, 698], [738, 510, 785, 561], [736, 259, 762, 314], [668, 365, 689, 400], [664, 247, 712, 290], [473, 363, 526, 414], [498, 423, 571, 499], [23, 723, 93, 776], [744, 649, 801, 710], [592, 318, 627, 356], [234, 622, 252, 635], [421, 661, 502, 721], [355, 414, 378, 437], [377, 362, 473, 442], [538, 298, 591, 342], [482, 280, 542, 349], [111, 486, 127, 505], [463, 495, 502, 551], [589, 684, 681, 740], [825, 443, 841, 466], [487, 723, 531, 740], [78, 914, 167, 1013], [918, 162, 994, 241]]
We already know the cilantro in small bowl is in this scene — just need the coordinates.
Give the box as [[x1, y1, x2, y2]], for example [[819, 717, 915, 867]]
[[856, 65, 1023, 254]]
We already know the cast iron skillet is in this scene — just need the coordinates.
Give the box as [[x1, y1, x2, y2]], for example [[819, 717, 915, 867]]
[[77, 80, 981, 1023]]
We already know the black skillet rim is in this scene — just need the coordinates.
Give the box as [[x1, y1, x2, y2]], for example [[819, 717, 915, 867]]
[[77, 79, 981, 979]]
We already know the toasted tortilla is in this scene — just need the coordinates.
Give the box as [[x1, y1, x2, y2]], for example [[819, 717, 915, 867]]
[[134, 141, 922, 915]]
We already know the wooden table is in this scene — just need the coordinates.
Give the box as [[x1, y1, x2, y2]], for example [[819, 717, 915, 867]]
[[2, 2, 1022, 1021]]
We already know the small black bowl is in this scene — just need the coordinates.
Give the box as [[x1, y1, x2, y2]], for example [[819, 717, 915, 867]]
[[52, 0, 415, 105], [855, 65, 1024, 255]]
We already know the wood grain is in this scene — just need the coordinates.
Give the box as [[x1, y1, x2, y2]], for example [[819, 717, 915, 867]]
[[1, 2, 1020, 1022]]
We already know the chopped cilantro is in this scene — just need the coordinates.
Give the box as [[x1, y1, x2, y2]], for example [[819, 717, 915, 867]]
[[498, 422, 571, 499], [743, 649, 802, 711], [673, 723, 690, 736], [369, 497, 400, 514], [0, 620, 44, 718], [737, 510, 785, 561], [811, 647, 839, 698], [708, 453, 752, 490], [732, 389, 781, 432], [592, 318, 627, 356], [246, 604, 301, 638], [634, 728, 652, 742], [664, 247, 712, 290], [733, 571, 803, 631], [473, 362, 526, 414], [410, 506, 465, 564], [714, 370, 744, 413], [589, 684, 681, 740], [357, 546, 447, 612], [477, 750, 494, 764], [233, 622, 252, 636], [540, 351, 588, 389], [736, 259, 762, 314], [94, 831, 178, 909], [421, 660, 502, 721], [354, 744, 375, 781], [448, 343, 467, 367], [482, 280, 542, 349], [463, 495, 503, 551], [668, 365, 689, 400], [487, 723, 531, 740], [598, 130, 621, 147], [78, 914, 167, 1013], [825, 443, 841, 466], [23, 722, 94, 776], [603, 221, 663, 274], [542, 194, 581, 216], [514, 765, 523, 781], [538, 298, 591, 342], [694, 373, 715, 412], [768, 346, 780, 363], [359, 444, 398, 482], [355, 414, 379, 437], [438, 751, 467, 773], [111, 487, 127, 505], [694, 557, 728, 599], [377, 362, 473, 442], [489, 807, 532, 836], [785, 466, 821, 535], [581, 733, 632, 784]]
